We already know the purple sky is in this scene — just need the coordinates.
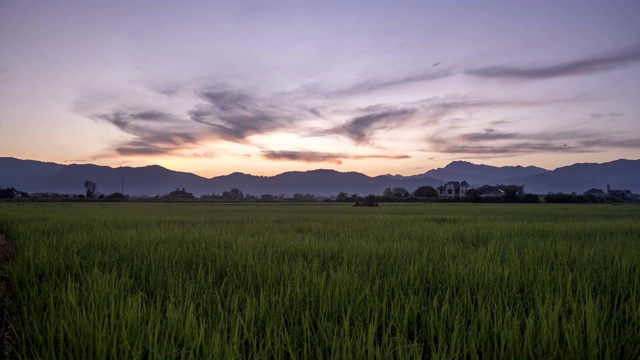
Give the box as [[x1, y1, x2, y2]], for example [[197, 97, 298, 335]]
[[1, 0, 639, 177]]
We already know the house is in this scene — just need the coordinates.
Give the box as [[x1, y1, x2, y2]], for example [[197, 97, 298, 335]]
[[479, 187, 504, 197], [583, 188, 606, 196], [606, 184, 634, 200], [437, 181, 470, 197], [165, 188, 195, 199]]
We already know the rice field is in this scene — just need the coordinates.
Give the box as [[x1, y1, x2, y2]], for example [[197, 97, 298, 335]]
[[0, 202, 639, 359]]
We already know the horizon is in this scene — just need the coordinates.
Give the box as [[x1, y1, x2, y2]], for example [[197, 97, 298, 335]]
[[2, 1, 639, 178], [4, 155, 638, 180]]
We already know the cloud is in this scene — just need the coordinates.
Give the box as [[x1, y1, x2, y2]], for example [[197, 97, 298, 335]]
[[338, 108, 416, 143], [466, 45, 640, 79], [437, 143, 591, 155], [590, 112, 622, 119], [130, 111, 175, 121], [459, 128, 519, 141], [189, 89, 296, 142], [581, 138, 640, 148], [261, 150, 345, 164], [315, 94, 563, 147], [337, 70, 453, 95], [89, 86, 309, 157], [261, 150, 410, 164], [92, 112, 202, 156], [428, 126, 640, 158]]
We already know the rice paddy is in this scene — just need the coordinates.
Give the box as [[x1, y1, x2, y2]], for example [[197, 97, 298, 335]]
[[0, 202, 638, 359]]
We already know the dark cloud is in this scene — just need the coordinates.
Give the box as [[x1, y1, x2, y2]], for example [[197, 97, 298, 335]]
[[460, 128, 519, 141], [130, 111, 175, 121], [466, 46, 640, 79], [190, 89, 294, 142], [437, 143, 590, 155], [337, 108, 416, 143], [351, 154, 410, 160], [337, 70, 452, 95], [590, 112, 622, 119], [114, 144, 171, 156], [93, 112, 201, 156], [428, 126, 640, 158], [308, 108, 322, 117], [86, 86, 310, 158], [581, 138, 640, 148], [261, 150, 410, 164], [262, 150, 345, 164]]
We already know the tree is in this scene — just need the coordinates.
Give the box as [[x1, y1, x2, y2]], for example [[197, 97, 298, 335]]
[[0, 187, 28, 199], [260, 194, 275, 201], [392, 187, 410, 198], [336, 191, 350, 202], [413, 186, 438, 198], [222, 188, 244, 200], [354, 194, 379, 207], [497, 184, 524, 202], [106, 192, 125, 200], [84, 180, 97, 199]]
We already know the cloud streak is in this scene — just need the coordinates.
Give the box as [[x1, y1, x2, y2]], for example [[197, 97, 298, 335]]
[[466, 46, 640, 79], [428, 127, 640, 157], [336, 108, 417, 143], [261, 150, 409, 164], [189, 89, 296, 143], [336, 70, 453, 95], [93, 112, 202, 156]]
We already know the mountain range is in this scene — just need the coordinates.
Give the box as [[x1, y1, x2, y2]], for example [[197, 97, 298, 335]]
[[1, 157, 639, 197]]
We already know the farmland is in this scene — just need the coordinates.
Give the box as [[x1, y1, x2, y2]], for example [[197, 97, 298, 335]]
[[0, 203, 639, 359]]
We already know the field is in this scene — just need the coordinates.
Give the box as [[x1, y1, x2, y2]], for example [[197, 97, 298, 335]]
[[0, 202, 639, 359]]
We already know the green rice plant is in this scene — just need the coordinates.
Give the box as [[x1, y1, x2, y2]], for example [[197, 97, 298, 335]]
[[0, 203, 638, 359]]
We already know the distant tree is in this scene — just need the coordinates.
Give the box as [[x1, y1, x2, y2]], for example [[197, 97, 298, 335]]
[[354, 194, 379, 207], [413, 186, 438, 198], [260, 194, 275, 201], [106, 192, 125, 200], [497, 184, 524, 202], [336, 191, 350, 202], [166, 188, 195, 199], [222, 188, 244, 200], [0, 187, 28, 199], [383, 187, 394, 198], [83, 180, 97, 199], [392, 187, 410, 198]]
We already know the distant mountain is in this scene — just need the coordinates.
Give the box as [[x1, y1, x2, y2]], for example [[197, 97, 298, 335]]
[[0, 158, 441, 197], [1, 157, 638, 196], [496, 159, 640, 194], [420, 161, 548, 185]]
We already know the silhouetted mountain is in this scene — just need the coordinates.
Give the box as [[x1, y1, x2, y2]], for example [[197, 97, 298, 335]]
[[0, 157, 64, 190], [496, 159, 640, 194], [0, 158, 441, 196], [1, 157, 638, 196], [421, 161, 548, 185]]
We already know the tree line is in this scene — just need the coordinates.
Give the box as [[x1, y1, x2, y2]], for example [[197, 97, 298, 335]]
[[0, 180, 634, 204]]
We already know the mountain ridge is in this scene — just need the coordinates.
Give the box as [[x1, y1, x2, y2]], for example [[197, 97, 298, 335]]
[[1, 157, 638, 196]]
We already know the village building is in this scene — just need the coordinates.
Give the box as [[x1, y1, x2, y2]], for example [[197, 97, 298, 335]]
[[437, 181, 470, 197], [606, 184, 633, 199], [479, 187, 504, 197], [583, 188, 606, 196]]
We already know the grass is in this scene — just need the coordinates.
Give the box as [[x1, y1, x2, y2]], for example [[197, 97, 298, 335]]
[[0, 202, 639, 359]]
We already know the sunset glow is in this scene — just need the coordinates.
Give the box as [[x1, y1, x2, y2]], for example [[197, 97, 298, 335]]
[[1, 1, 639, 177]]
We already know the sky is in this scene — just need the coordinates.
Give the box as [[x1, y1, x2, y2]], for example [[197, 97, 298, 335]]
[[1, 0, 639, 178]]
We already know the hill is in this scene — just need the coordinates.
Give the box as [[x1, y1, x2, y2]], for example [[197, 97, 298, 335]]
[[1, 157, 638, 196]]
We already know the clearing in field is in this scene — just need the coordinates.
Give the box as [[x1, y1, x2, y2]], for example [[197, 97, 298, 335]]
[[0, 203, 638, 359]]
